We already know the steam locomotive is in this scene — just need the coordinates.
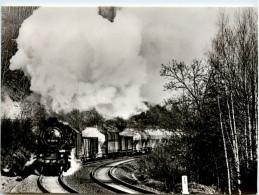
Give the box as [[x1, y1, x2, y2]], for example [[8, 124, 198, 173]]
[[37, 117, 81, 174]]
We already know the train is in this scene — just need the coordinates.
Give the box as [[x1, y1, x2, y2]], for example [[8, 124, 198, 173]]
[[36, 117, 172, 174]]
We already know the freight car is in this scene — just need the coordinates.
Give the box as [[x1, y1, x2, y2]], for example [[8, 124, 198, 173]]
[[80, 127, 164, 160], [101, 127, 121, 158], [80, 127, 151, 160], [80, 127, 104, 162], [36, 117, 81, 174]]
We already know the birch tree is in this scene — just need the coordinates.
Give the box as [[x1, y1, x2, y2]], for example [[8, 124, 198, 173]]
[[160, 8, 257, 194], [208, 8, 257, 194]]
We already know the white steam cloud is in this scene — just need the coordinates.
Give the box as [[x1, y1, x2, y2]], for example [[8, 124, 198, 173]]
[[63, 148, 81, 176], [10, 8, 147, 118], [10, 7, 221, 118]]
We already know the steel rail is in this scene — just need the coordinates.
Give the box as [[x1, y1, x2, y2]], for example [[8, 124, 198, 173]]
[[90, 158, 155, 194], [58, 173, 79, 193], [108, 165, 155, 194], [38, 174, 77, 193], [37, 175, 50, 193]]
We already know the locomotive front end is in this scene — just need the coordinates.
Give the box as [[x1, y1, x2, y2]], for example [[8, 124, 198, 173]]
[[37, 118, 77, 174]]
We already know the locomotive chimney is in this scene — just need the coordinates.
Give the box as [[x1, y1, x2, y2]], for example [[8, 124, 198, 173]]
[[49, 117, 58, 121]]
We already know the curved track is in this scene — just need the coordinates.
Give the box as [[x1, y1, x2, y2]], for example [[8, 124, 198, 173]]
[[91, 158, 155, 194], [37, 174, 78, 193]]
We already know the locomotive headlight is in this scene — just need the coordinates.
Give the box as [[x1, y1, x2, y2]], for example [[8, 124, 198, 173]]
[[60, 154, 64, 157]]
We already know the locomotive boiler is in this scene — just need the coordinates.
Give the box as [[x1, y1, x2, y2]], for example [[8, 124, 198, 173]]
[[37, 117, 81, 174]]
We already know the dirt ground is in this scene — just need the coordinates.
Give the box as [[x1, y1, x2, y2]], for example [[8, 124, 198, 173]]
[[1, 175, 42, 193]]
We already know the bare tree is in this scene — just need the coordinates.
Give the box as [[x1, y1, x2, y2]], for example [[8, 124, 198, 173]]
[[160, 59, 210, 116], [208, 8, 257, 194], [1, 6, 38, 100]]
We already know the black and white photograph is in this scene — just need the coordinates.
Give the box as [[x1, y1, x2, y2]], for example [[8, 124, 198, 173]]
[[1, 5, 258, 194]]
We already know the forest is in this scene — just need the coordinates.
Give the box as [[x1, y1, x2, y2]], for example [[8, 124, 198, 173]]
[[1, 7, 257, 194]]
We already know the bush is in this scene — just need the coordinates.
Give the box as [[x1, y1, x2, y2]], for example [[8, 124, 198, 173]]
[[174, 183, 216, 194], [136, 137, 187, 192], [1, 118, 37, 175]]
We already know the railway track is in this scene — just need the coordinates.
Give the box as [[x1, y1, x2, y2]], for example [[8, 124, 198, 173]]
[[37, 174, 78, 193], [90, 158, 155, 194]]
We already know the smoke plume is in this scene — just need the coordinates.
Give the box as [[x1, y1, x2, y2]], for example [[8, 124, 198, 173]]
[[10, 7, 220, 118], [10, 7, 147, 118], [63, 148, 81, 176]]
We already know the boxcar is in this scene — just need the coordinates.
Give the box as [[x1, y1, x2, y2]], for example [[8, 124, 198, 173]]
[[80, 137, 98, 162], [101, 128, 121, 158]]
